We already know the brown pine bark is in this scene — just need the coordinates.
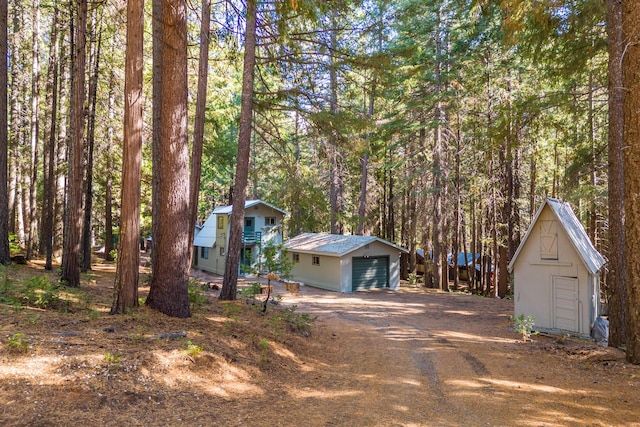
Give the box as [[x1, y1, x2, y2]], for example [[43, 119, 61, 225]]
[[112, 0, 143, 314], [219, 0, 257, 301], [26, 0, 40, 260], [622, 0, 640, 364], [146, 0, 191, 317], [61, 0, 88, 288], [43, 7, 60, 270], [0, 0, 10, 265], [103, 70, 115, 262], [82, 18, 102, 272], [188, 0, 211, 265], [606, 0, 627, 348]]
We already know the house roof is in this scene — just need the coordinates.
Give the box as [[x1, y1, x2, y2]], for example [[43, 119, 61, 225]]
[[283, 232, 408, 257], [212, 199, 287, 215], [193, 213, 217, 247], [508, 198, 605, 274]]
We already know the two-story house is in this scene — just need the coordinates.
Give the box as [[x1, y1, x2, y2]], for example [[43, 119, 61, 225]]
[[192, 200, 287, 275]]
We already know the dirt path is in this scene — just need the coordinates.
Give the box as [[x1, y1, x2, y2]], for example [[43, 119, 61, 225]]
[[268, 284, 640, 426], [1, 263, 639, 426]]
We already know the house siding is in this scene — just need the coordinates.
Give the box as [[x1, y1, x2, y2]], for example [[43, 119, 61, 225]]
[[193, 201, 286, 276], [290, 252, 342, 291]]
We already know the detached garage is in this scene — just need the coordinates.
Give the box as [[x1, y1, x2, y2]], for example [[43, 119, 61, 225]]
[[508, 198, 605, 337], [283, 233, 408, 292]]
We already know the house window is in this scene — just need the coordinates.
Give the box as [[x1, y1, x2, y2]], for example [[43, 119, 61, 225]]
[[200, 247, 209, 259], [217, 216, 224, 229], [265, 217, 276, 226], [312, 256, 320, 266], [220, 247, 226, 256], [292, 253, 299, 263]]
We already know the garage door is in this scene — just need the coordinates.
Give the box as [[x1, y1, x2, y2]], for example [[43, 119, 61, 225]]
[[352, 256, 389, 291]]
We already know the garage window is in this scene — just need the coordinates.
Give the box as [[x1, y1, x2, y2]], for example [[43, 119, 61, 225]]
[[312, 256, 320, 265], [292, 253, 299, 263], [201, 247, 209, 259]]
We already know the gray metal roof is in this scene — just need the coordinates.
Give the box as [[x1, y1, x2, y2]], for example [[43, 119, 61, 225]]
[[193, 213, 217, 247], [212, 199, 287, 215], [283, 232, 408, 257], [508, 198, 605, 274]]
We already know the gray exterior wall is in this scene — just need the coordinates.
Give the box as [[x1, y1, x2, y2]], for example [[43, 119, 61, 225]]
[[512, 206, 599, 337]]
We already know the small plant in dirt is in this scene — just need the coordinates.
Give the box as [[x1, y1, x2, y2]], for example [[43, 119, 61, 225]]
[[239, 282, 262, 299], [20, 276, 61, 309], [188, 279, 208, 311], [512, 314, 535, 341], [182, 340, 203, 358], [104, 352, 123, 365], [222, 301, 242, 319], [407, 273, 419, 287], [6, 333, 30, 353], [282, 305, 317, 337], [258, 338, 269, 365]]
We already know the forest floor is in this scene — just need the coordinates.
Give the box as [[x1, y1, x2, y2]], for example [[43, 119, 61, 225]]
[[0, 257, 639, 426]]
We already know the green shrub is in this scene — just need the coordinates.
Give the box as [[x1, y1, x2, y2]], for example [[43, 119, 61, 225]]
[[188, 279, 208, 310], [239, 282, 262, 298], [182, 340, 203, 358], [20, 276, 61, 309], [282, 305, 317, 337], [512, 314, 535, 341], [6, 333, 30, 353]]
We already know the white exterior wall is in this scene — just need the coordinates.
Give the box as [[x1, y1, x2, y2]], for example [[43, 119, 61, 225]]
[[290, 253, 342, 291], [513, 207, 595, 336]]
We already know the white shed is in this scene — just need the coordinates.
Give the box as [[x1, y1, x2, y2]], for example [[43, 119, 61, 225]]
[[283, 233, 408, 292], [508, 198, 605, 337]]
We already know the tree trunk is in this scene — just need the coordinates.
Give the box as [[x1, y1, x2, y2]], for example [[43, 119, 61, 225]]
[[112, 0, 143, 314], [103, 70, 115, 261], [27, 0, 40, 260], [606, 0, 627, 348], [220, 0, 256, 300], [82, 18, 101, 272], [61, 0, 87, 288], [43, 6, 60, 270], [0, 0, 10, 264], [146, 0, 191, 317], [219, 0, 257, 301], [188, 0, 211, 266], [151, 0, 163, 274], [328, 19, 344, 235], [622, 0, 640, 364], [54, 29, 69, 262]]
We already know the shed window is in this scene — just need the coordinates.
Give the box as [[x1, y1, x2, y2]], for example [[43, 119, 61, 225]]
[[312, 256, 320, 265], [292, 253, 299, 263], [200, 247, 209, 259], [265, 217, 276, 226], [540, 220, 558, 260], [217, 216, 224, 229]]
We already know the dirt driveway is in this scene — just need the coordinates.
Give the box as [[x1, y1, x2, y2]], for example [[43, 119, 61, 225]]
[[264, 282, 640, 427]]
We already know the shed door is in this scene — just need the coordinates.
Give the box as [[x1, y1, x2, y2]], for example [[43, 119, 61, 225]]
[[553, 276, 579, 332], [352, 256, 389, 291]]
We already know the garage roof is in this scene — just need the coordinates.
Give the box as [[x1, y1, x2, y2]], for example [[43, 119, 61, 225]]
[[283, 232, 408, 257]]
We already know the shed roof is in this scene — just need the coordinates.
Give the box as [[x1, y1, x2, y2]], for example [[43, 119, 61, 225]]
[[508, 198, 605, 274], [212, 199, 287, 215], [283, 232, 408, 257]]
